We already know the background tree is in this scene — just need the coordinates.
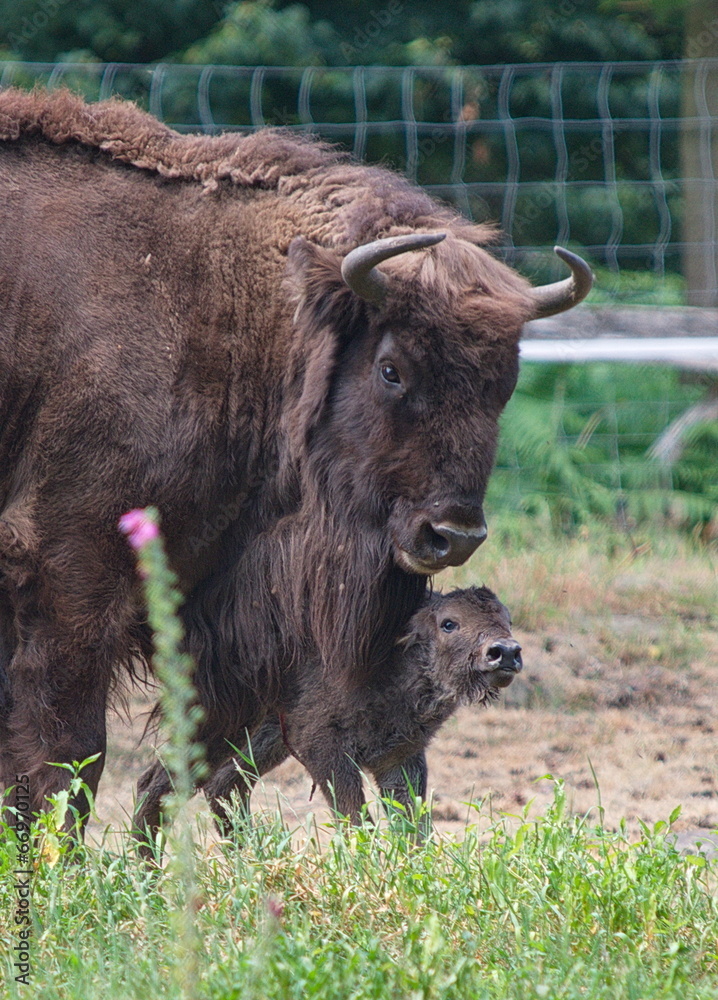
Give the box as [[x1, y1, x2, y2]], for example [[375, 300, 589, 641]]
[[182, 0, 683, 67], [0, 0, 222, 63]]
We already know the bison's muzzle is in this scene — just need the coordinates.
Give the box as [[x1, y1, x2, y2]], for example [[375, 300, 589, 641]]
[[392, 503, 488, 574], [428, 521, 488, 565]]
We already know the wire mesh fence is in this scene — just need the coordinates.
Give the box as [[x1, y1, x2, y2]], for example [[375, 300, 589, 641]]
[[487, 363, 717, 524], [492, 394, 690, 510], [1, 57, 716, 305]]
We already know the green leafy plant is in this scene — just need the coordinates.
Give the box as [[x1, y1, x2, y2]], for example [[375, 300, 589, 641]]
[[489, 362, 718, 534], [33, 754, 103, 865]]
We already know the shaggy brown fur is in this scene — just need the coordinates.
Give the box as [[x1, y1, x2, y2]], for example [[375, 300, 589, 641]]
[[0, 87, 494, 253], [0, 88, 535, 826], [135, 586, 521, 847]]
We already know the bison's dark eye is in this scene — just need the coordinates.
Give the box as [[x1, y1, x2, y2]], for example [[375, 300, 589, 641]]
[[380, 363, 401, 385], [440, 619, 459, 633]]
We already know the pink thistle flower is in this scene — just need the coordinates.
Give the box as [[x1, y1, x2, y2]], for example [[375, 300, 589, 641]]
[[118, 508, 159, 551], [265, 896, 285, 923]]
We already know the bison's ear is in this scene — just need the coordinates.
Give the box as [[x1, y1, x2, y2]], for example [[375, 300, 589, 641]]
[[286, 237, 362, 332], [283, 237, 367, 460], [286, 235, 334, 276]]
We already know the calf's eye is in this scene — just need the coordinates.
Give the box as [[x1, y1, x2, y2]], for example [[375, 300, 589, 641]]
[[380, 363, 401, 385], [440, 619, 459, 633]]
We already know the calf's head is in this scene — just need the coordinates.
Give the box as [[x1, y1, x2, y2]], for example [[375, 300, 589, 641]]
[[287, 233, 592, 575], [401, 585, 522, 703]]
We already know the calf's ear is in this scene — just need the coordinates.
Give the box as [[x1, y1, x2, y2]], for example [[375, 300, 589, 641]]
[[394, 630, 419, 650]]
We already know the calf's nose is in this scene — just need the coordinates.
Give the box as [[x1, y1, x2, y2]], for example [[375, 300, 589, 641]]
[[486, 640, 523, 673], [427, 521, 488, 566]]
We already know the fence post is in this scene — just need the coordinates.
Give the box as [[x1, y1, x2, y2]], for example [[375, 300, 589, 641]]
[[681, 4, 718, 306]]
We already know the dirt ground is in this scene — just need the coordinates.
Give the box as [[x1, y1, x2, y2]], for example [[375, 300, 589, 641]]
[[90, 535, 718, 850]]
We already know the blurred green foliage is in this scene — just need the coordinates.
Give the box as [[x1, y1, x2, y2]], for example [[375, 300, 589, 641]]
[[0, 0, 221, 63], [488, 362, 718, 532], [0, 0, 685, 66]]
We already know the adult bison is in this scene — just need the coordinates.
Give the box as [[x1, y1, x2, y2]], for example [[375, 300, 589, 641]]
[[0, 88, 591, 827]]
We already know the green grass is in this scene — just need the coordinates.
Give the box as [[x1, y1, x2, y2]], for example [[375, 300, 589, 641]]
[[3, 783, 718, 999], [585, 266, 687, 306]]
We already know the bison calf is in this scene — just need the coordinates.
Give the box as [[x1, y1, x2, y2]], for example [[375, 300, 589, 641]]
[[199, 585, 521, 836], [135, 586, 520, 850]]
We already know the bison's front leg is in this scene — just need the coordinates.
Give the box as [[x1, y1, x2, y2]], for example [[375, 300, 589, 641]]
[[0, 647, 111, 837], [0, 522, 134, 839]]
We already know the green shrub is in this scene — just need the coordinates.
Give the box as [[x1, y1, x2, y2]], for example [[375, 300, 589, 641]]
[[489, 362, 717, 533]]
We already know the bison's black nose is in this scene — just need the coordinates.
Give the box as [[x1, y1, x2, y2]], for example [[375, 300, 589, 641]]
[[486, 640, 522, 673], [425, 521, 488, 566]]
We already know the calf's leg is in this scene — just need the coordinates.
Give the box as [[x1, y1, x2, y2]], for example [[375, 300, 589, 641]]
[[203, 717, 290, 836], [308, 754, 368, 826], [132, 713, 280, 855], [210, 729, 373, 831], [373, 751, 431, 838], [132, 759, 174, 861]]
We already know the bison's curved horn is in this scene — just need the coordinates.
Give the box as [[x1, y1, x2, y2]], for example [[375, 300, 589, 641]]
[[341, 232, 447, 304], [529, 246, 594, 319]]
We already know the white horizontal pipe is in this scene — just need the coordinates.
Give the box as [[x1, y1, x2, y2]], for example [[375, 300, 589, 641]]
[[520, 337, 718, 367]]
